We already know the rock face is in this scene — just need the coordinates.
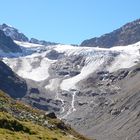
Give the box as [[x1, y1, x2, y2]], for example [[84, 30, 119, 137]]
[[0, 24, 29, 42], [81, 18, 140, 47], [0, 30, 22, 53], [0, 60, 27, 98], [71, 65, 140, 140]]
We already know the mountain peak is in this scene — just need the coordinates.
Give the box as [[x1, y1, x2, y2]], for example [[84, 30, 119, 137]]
[[1, 23, 13, 28], [0, 23, 29, 42]]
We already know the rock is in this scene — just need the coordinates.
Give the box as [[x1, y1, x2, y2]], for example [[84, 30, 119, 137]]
[[0, 30, 22, 53], [69, 71, 80, 76], [111, 109, 121, 115], [43, 120, 49, 126], [29, 88, 39, 94], [56, 122, 68, 130], [45, 112, 57, 119], [97, 71, 109, 75], [57, 71, 69, 76], [30, 38, 58, 46], [46, 50, 64, 60], [0, 61, 27, 98], [78, 101, 87, 106]]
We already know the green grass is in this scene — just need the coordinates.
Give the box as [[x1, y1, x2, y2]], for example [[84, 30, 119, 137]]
[[0, 112, 88, 140], [0, 90, 92, 140]]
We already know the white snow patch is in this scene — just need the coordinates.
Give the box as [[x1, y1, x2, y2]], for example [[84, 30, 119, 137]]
[[3, 56, 55, 82], [108, 42, 140, 72], [14, 40, 44, 48]]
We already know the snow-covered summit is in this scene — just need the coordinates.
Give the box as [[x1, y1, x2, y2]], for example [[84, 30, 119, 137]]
[[0, 23, 29, 42]]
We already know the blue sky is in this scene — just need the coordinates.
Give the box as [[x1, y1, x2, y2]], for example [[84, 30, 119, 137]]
[[0, 0, 140, 44]]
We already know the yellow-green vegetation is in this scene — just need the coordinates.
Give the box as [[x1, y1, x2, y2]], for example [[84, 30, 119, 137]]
[[0, 90, 91, 140], [0, 112, 79, 140]]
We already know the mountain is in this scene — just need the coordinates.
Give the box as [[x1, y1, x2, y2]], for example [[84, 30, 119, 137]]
[[81, 19, 140, 48], [0, 23, 58, 46], [0, 30, 22, 53], [3, 39, 140, 140], [0, 90, 90, 140], [1, 19, 140, 140]]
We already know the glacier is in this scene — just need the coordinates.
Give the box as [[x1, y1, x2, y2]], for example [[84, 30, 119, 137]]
[[3, 41, 140, 91]]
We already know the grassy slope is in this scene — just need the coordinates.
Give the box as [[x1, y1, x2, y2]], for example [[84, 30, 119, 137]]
[[0, 90, 92, 140]]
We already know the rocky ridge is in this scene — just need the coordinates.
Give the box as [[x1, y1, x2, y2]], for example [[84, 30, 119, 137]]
[[0, 23, 58, 46], [81, 19, 140, 48]]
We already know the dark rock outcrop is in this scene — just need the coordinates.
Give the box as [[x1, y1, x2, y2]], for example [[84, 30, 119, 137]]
[[81, 18, 140, 48], [0, 61, 27, 98], [46, 50, 64, 60], [45, 112, 57, 119]]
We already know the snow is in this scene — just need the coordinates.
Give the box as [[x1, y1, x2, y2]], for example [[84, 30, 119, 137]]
[[108, 42, 140, 72], [54, 44, 111, 56], [3, 55, 55, 82], [14, 40, 44, 48], [45, 78, 61, 91], [62, 91, 77, 119], [60, 54, 110, 91], [6, 24, 13, 28], [16, 58, 51, 81]]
